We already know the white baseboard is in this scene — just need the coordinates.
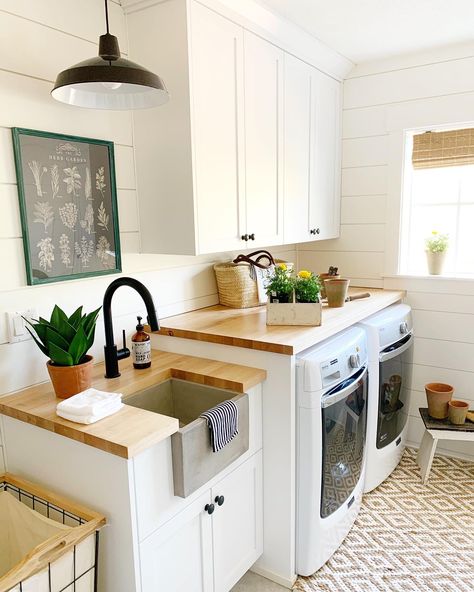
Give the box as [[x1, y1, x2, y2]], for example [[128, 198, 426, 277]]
[[250, 565, 297, 589]]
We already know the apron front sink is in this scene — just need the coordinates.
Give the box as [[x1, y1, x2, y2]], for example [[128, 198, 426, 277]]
[[124, 379, 249, 497]]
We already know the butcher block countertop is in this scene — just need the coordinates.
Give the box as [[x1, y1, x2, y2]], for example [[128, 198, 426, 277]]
[[155, 288, 406, 355], [0, 350, 266, 459]]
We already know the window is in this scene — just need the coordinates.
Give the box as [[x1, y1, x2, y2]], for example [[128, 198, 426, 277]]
[[400, 127, 474, 277]]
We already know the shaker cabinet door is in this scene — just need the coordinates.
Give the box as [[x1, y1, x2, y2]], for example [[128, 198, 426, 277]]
[[212, 451, 263, 592], [140, 492, 213, 592], [189, 2, 245, 254], [309, 69, 342, 241], [283, 54, 313, 244], [244, 32, 284, 248]]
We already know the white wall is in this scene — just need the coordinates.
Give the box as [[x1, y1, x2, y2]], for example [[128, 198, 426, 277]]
[[299, 42, 474, 460], [0, 0, 296, 396]]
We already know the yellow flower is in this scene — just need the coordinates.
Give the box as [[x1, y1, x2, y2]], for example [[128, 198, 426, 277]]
[[278, 263, 287, 271], [298, 270, 311, 279], [431, 230, 438, 235]]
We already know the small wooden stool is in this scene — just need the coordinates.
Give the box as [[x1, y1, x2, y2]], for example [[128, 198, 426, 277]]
[[416, 408, 474, 484]]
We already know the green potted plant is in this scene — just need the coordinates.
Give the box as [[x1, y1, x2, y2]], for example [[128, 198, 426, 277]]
[[266, 267, 322, 326], [425, 231, 448, 275], [266, 263, 294, 303], [295, 270, 321, 303], [25, 305, 101, 399]]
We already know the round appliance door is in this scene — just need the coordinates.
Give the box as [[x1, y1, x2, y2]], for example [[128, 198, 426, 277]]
[[320, 366, 368, 519], [377, 332, 414, 449]]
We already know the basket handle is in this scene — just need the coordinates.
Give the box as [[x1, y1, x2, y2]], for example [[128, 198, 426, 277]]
[[0, 518, 104, 592], [232, 250, 276, 269]]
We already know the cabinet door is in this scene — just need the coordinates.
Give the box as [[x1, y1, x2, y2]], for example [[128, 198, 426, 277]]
[[309, 69, 342, 240], [190, 2, 245, 254], [140, 491, 213, 592], [283, 54, 312, 244], [212, 451, 263, 592], [244, 32, 284, 248]]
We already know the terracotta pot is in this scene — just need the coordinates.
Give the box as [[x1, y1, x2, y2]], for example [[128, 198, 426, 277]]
[[47, 355, 94, 399], [324, 278, 350, 308], [448, 400, 469, 425], [426, 251, 446, 275], [319, 273, 341, 299], [425, 382, 454, 419]]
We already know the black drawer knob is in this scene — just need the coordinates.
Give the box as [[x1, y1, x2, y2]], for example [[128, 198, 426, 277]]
[[204, 503, 215, 515], [249, 233, 255, 241], [309, 228, 320, 235], [241, 234, 249, 241], [215, 495, 225, 506]]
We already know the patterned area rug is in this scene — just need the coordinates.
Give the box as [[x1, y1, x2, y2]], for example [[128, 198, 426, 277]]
[[294, 449, 474, 592]]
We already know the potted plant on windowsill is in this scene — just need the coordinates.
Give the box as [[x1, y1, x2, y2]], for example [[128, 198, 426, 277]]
[[25, 305, 101, 399], [425, 231, 448, 275], [266, 267, 322, 326]]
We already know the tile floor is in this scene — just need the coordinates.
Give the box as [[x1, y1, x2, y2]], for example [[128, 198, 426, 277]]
[[231, 571, 288, 591]]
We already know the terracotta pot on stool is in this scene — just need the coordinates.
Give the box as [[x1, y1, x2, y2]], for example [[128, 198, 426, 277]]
[[425, 382, 454, 419], [448, 400, 469, 425]]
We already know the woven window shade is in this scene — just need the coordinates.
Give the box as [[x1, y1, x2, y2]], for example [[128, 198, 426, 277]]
[[412, 128, 474, 169]]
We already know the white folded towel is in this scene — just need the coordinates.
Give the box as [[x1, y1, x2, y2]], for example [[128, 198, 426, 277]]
[[57, 401, 124, 424], [57, 388, 122, 416]]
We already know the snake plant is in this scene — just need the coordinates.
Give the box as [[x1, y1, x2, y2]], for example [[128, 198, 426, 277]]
[[25, 305, 101, 366]]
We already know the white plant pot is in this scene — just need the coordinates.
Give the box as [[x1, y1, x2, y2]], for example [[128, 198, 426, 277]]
[[266, 301, 322, 326], [425, 251, 446, 275]]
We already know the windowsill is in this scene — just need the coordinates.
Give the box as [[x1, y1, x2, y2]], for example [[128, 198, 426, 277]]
[[384, 273, 474, 282]]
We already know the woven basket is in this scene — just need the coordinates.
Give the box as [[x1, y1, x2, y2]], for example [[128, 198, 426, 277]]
[[214, 255, 289, 309]]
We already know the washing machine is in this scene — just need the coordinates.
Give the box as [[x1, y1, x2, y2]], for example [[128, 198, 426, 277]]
[[296, 327, 368, 576], [358, 303, 414, 493]]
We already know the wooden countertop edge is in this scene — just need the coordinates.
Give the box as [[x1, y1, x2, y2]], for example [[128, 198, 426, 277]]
[[0, 350, 267, 459]]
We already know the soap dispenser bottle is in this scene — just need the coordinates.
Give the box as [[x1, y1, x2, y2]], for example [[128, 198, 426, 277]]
[[131, 316, 151, 369]]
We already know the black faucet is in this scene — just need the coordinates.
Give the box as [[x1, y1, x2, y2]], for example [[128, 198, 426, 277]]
[[103, 277, 160, 378]]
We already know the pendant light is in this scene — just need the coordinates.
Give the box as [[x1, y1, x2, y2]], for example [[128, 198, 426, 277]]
[[51, 0, 169, 110]]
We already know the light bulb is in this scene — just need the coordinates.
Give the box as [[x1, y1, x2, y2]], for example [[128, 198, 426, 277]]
[[101, 81, 122, 91]]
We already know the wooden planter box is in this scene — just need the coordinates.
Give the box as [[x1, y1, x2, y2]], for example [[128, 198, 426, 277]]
[[266, 301, 322, 326]]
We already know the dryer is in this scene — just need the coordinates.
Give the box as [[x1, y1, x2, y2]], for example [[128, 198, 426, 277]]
[[296, 327, 368, 576], [358, 303, 414, 493]]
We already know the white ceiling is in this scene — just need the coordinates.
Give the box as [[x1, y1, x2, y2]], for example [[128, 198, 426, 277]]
[[255, 0, 474, 63]]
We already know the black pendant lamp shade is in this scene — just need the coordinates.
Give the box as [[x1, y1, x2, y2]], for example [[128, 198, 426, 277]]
[[51, 1, 169, 110]]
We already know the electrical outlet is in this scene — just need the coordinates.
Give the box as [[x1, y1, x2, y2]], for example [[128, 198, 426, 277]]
[[6, 309, 37, 343]]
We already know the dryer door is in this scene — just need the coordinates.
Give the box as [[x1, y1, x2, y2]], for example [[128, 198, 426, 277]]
[[320, 366, 368, 518]]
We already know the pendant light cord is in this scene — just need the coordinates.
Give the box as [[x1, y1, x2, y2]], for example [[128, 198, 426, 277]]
[[104, 0, 110, 34]]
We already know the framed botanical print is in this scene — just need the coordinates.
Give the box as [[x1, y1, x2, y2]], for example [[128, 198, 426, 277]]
[[12, 128, 122, 285]]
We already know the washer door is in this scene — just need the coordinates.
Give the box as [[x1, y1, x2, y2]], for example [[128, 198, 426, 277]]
[[320, 367, 368, 518], [377, 332, 414, 449]]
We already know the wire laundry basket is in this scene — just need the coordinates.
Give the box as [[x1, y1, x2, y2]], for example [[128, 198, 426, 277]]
[[0, 473, 105, 592]]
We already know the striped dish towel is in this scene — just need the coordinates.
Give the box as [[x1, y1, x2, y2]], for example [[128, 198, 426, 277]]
[[200, 400, 239, 453]]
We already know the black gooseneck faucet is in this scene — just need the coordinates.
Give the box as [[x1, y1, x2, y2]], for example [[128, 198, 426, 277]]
[[103, 277, 160, 378]]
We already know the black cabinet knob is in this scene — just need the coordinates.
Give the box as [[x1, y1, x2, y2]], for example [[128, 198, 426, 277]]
[[316, 227, 320, 234], [249, 233, 255, 241], [309, 228, 321, 235], [214, 495, 225, 506], [204, 503, 215, 515], [241, 234, 249, 242]]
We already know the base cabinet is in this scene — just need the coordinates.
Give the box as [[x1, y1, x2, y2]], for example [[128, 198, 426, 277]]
[[140, 451, 263, 592]]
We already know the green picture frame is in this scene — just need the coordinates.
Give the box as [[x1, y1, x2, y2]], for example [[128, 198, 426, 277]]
[[12, 127, 122, 285]]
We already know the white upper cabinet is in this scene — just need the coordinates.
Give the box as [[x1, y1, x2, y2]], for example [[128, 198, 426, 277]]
[[127, 0, 342, 255], [309, 69, 342, 241], [283, 54, 342, 244], [243, 32, 284, 249], [189, 2, 246, 254], [283, 54, 313, 244]]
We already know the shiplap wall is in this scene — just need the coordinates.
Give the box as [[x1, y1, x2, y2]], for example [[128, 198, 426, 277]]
[[299, 43, 474, 459], [0, 0, 296, 397]]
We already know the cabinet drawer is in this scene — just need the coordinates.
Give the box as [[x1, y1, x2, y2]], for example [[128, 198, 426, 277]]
[[133, 384, 262, 541]]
